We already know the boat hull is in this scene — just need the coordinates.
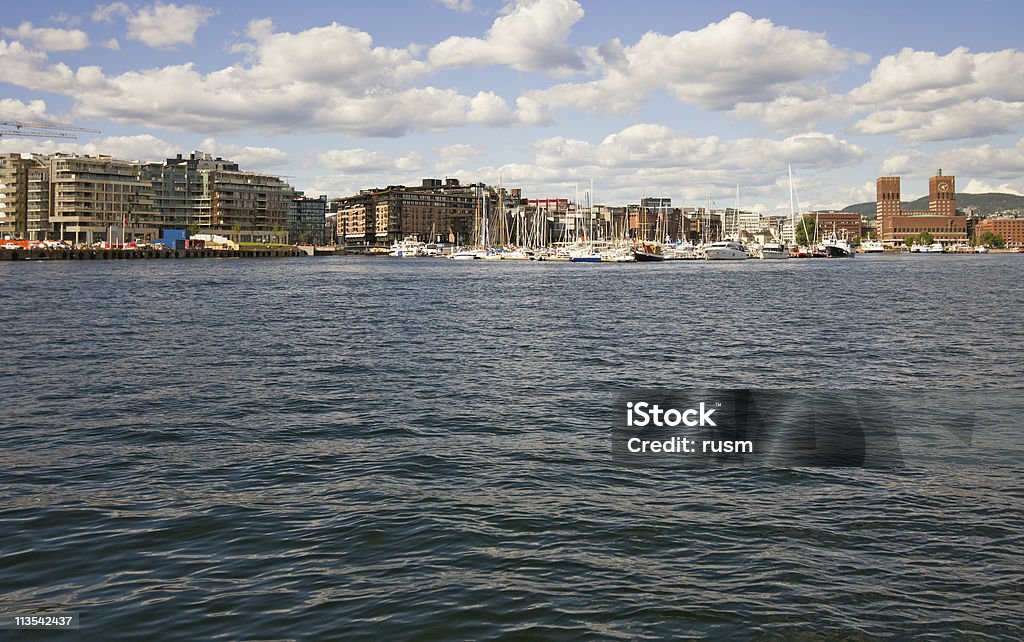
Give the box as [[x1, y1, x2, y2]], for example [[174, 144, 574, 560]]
[[823, 245, 853, 258], [704, 249, 748, 260], [633, 250, 664, 262]]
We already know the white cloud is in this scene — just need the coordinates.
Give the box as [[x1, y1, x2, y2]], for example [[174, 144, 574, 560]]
[[729, 89, 847, 132], [84, 134, 179, 160], [722, 44, 1024, 143], [44, 18, 531, 136], [240, 19, 427, 89], [934, 138, 1024, 181], [528, 12, 866, 114], [850, 99, 1024, 143], [125, 3, 216, 49], [453, 124, 868, 206], [880, 152, 926, 176], [430, 0, 586, 75], [0, 39, 77, 92], [961, 179, 1023, 196], [528, 124, 865, 171], [92, 3, 131, 23], [837, 47, 1024, 143], [315, 148, 423, 173], [436, 144, 483, 170], [197, 138, 289, 169], [848, 47, 975, 109], [0, 134, 178, 161], [436, 0, 474, 13], [0, 98, 60, 123], [102, 38, 120, 50], [50, 13, 83, 27], [2, 22, 90, 52]]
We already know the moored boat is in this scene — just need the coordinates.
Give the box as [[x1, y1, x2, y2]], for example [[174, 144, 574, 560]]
[[860, 239, 884, 253], [757, 242, 790, 259], [703, 241, 748, 260], [632, 241, 664, 262]]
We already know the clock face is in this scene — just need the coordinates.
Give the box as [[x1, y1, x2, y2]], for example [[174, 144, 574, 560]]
[[938, 182, 950, 191]]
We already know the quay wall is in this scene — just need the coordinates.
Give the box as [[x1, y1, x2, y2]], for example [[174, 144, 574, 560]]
[[0, 247, 307, 261]]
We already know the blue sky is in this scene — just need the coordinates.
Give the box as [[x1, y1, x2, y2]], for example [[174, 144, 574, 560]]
[[2, 0, 1022, 214]]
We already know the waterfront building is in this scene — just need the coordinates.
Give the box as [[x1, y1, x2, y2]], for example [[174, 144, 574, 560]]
[[26, 158, 50, 240], [808, 211, 862, 239], [876, 171, 967, 245], [202, 166, 294, 242], [0, 153, 29, 238], [46, 154, 158, 245], [142, 152, 239, 230], [973, 217, 1024, 247], [337, 178, 510, 250], [0, 149, 299, 243], [287, 194, 328, 245]]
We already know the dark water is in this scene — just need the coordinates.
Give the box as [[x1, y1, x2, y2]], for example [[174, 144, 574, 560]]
[[1, 254, 1022, 640]]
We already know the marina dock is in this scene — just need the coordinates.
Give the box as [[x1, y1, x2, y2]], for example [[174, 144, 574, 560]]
[[0, 247, 307, 261]]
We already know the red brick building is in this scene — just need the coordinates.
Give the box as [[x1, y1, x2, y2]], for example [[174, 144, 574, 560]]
[[973, 218, 1024, 247], [876, 170, 967, 245], [809, 211, 862, 239]]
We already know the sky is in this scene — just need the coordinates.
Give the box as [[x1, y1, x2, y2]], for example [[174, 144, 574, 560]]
[[1, 0, 1023, 215]]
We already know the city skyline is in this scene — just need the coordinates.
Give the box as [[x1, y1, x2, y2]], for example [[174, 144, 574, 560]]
[[1, 0, 1023, 213]]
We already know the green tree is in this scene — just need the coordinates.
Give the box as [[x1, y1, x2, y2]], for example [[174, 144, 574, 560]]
[[232, 222, 242, 242], [795, 215, 817, 245], [904, 234, 918, 247], [977, 230, 1005, 248], [918, 231, 934, 245]]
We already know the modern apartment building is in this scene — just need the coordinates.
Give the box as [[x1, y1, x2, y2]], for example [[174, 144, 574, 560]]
[[0, 153, 29, 238], [288, 194, 328, 245], [47, 154, 158, 244], [335, 178, 500, 249], [0, 150, 299, 243]]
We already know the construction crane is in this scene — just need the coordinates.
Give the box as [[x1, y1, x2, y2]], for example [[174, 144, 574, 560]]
[[0, 118, 101, 139]]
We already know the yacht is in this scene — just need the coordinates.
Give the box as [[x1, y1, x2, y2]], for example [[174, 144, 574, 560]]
[[860, 239, 884, 253], [450, 247, 482, 260], [600, 246, 635, 262], [757, 242, 790, 259], [663, 242, 697, 260], [703, 241, 748, 260], [389, 238, 425, 257]]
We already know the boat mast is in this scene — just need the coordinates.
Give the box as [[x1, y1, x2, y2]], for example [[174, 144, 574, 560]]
[[788, 164, 797, 245], [498, 173, 506, 248], [734, 183, 740, 241], [590, 177, 595, 248]]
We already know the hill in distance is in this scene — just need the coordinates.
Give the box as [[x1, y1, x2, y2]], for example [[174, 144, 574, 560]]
[[842, 193, 1024, 218]]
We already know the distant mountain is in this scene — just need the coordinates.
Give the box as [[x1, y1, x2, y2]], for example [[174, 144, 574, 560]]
[[842, 193, 1024, 218]]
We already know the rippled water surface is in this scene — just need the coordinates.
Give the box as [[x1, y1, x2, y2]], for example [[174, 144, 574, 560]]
[[2, 254, 1023, 639]]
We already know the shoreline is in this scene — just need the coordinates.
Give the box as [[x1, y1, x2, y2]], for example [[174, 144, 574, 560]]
[[0, 247, 308, 261]]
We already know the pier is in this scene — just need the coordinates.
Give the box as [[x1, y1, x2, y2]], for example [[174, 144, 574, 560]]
[[0, 247, 307, 261]]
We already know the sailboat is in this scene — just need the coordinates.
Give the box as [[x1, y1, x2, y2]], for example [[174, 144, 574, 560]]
[[569, 182, 603, 262], [632, 193, 664, 261]]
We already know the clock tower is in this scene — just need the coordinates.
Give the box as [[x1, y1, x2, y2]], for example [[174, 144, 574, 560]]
[[928, 169, 956, 216]]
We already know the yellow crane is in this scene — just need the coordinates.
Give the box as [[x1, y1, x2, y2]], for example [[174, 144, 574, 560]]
[[0, 118, 101, 138]]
